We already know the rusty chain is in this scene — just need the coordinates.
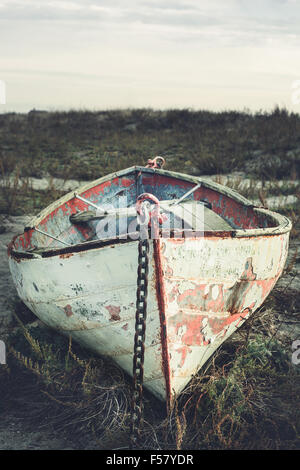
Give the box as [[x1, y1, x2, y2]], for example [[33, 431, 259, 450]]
[[130, 237, 150, 449], [129, 196, 152, 450]]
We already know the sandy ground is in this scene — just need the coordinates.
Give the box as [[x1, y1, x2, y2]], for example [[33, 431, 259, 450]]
[[0, 413, 76, 450], [0, 208, 299, 450], [0, 215, 83, 449], [0, 215, 32, 335]]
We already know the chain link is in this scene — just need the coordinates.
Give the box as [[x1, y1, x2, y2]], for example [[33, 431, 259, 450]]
[[130, 237, 150, 449]]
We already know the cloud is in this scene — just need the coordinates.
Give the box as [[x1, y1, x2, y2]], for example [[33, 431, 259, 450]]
[[0, 0, 298, 49], [0, 0, 299, 53], [0, 0, 299, 112]]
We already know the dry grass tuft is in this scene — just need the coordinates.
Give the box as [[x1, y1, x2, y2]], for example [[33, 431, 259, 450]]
[[3, 308, 299, 450]]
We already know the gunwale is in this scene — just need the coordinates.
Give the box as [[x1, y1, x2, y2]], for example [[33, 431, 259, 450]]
[[8, 166, 292, 262]]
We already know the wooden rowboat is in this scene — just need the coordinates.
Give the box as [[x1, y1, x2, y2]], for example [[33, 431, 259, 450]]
[[8, 164, 291, 406]]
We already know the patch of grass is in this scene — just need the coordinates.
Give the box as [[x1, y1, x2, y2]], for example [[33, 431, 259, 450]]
[[0, 106, 299, 215], [3, 311, 299, 450], [173, 336, 300, 450], [4, 319, 132, 449], [1, 107, 299, 180]]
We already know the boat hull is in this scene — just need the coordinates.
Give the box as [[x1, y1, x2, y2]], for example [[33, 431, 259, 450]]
[[8, 229, 289, 404]]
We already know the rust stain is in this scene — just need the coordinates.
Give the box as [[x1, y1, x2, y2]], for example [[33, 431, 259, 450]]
[[153, 239, 172, 409], [59, 252, 74, 259], [7, 235, 23, 260], [106, 305, 121, 322], [168, 238, 185, 245], [226, 257, 257, 314], [64, 304, 73, 317], [122, 323, 129, 330]]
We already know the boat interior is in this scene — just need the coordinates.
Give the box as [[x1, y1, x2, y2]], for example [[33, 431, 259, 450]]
[[10, 167, 281, 256]]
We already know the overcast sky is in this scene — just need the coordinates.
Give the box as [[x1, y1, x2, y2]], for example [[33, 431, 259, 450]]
[[0, 0, 300, 113]]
